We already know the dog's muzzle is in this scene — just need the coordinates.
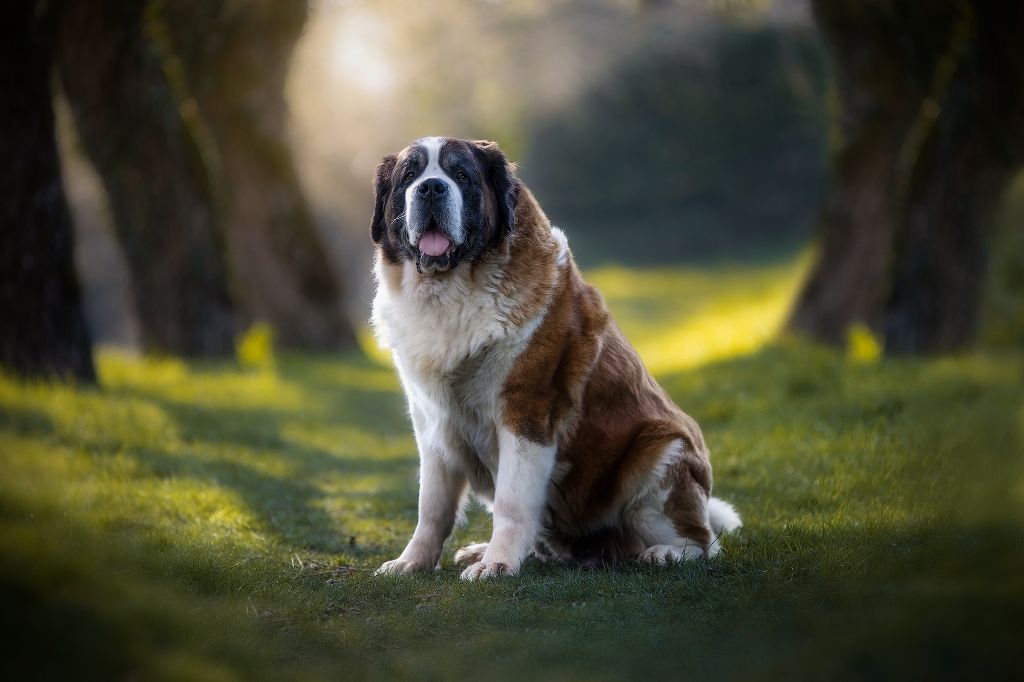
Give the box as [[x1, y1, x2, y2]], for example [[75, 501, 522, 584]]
[[409, 178, 460, 273]]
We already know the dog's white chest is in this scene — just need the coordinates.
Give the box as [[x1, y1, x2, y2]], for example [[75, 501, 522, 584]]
[[372, 260, 519, 372], [372, 259, 540, 480]]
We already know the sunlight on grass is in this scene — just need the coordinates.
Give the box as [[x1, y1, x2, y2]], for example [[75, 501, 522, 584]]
[[99, 350, 310, 412], [1, 255, 1021, 680], [281, 423, 412, 460], [586, 254, 808, 374]]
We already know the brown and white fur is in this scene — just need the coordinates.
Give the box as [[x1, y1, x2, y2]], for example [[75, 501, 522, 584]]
[[370, 137, 741, 581]]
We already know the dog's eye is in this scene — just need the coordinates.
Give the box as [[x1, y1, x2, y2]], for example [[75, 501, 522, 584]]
[[403, 170, 416, 182], [456, 171, 469, 183]]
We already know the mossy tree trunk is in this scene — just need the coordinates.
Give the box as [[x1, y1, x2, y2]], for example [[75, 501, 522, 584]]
[[55, 0, 355, 355], [0, 2, 96, 382], [54, 1, 236, 356], [789, 1, 1024, 354], [165, 2, 356, 350]]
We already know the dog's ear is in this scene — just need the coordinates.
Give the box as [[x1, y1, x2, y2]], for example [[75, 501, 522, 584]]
[[370, 154, 397, 243], [473, 140, 519, 244]]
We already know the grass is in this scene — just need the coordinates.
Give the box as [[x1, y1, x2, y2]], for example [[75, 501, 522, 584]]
[[1, 258, 1022, 680]]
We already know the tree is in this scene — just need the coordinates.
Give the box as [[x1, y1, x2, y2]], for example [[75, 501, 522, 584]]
[[789, 0, 1024, 354], [0, 2, 95, 382], [55, 0, 355, 355], [164, 2, 356, 350], [55, 1, 236, 356]]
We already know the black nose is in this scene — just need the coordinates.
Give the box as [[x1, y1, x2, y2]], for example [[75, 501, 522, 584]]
[[417, 178, 448, 198]]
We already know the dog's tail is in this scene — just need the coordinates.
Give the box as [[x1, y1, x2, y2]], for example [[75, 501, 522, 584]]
[[708, 497, 743, 536]]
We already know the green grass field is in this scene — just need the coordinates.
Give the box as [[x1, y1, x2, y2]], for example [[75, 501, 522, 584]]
[[2, 259, 1022, 680]]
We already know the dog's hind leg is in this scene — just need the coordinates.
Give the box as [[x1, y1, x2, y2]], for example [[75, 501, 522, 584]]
[[663, 449, 716, 555], [633, 436, 726, 563]]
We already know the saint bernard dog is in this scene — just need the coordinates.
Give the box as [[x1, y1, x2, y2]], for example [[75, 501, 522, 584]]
[[371, 136, 741, 581]]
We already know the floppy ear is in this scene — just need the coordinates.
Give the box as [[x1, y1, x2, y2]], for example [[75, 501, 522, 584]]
[[370, 155, 397, 243], [473, 140, 520, 243]]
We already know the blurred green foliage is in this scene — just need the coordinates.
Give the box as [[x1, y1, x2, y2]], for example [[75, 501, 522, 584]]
[[523, 25, 830, 265], [287, 4, 830, 277]]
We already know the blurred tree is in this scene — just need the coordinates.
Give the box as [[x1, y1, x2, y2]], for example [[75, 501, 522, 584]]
[[163, 2, 356, 350], [0, 3, 95, 382], [790, 1, 1024, 354], [54, 1, 235, 356], [55, 0, 354, 355]]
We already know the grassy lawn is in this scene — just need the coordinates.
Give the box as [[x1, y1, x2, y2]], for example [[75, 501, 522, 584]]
[[1, 259, 1022, 680]]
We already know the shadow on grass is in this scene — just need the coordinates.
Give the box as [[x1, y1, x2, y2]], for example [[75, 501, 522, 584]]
[[0, 497, 362, 681], [0, 352, 418, 557], [2, 485, 1020, 681], [1, 344, 1021, 679], [102, 384, 415, 554], [364, 519, 1024, 681]]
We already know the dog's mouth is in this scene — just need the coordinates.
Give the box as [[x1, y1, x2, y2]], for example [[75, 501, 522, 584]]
[[415, 218, 454, 259], [412, 219, 458, 275], [417, 228, 451, 257]]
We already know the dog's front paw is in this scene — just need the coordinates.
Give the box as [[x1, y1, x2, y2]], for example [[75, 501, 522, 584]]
[[453, 542, 488, 566], [374, 557, 437, 576], [459, 560, 517, 581]]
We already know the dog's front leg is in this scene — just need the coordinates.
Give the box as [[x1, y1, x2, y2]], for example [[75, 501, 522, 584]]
[[376, 422, 466, 575], [460, 429, 556, 581]]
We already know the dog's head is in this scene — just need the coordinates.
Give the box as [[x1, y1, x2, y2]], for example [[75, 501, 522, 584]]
[[370, 137, 519, 275]]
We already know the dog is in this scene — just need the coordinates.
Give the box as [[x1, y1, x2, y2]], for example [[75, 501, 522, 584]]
[[370, 137, 741, 580]]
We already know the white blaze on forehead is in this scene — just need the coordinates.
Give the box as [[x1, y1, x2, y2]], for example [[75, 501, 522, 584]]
[[405, 136, 464, 245], [419, 136, 445, 173]]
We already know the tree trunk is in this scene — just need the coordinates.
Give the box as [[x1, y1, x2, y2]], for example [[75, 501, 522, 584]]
[[55, 1, 355, 353], [0, 3, 95, 382], [54, 1, 236, 356], [789, 1, 1024, 354], [165, 2, 356, 349]]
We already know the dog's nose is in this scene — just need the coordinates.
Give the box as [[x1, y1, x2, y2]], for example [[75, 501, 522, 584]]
[[417, 178, 448, 198]]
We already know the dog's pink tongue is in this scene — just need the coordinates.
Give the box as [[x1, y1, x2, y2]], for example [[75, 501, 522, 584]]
[[419, 230, 450, 257]]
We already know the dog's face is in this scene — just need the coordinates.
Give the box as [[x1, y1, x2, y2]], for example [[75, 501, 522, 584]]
[[371, 137, 519, 275]]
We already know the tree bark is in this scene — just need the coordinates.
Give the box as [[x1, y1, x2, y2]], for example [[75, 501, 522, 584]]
[[165, 2, 356, 349], [0, 3, 95, 382], [54, 1, 236, 356], [55, 1, 355, 353], [789, 1, 1024, 354]]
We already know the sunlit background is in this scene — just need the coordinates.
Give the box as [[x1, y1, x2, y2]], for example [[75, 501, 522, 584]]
[[60, 0, 832, 352], [55, 0, 1024, 355], [4, 0, 1023, 678]]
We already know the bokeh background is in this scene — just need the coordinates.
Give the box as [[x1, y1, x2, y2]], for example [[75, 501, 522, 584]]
[[61, 0, 834, 353], [2, 0, 1023, 679], [28, 0, 1024, 362], [8, 0, 1022, 361]]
